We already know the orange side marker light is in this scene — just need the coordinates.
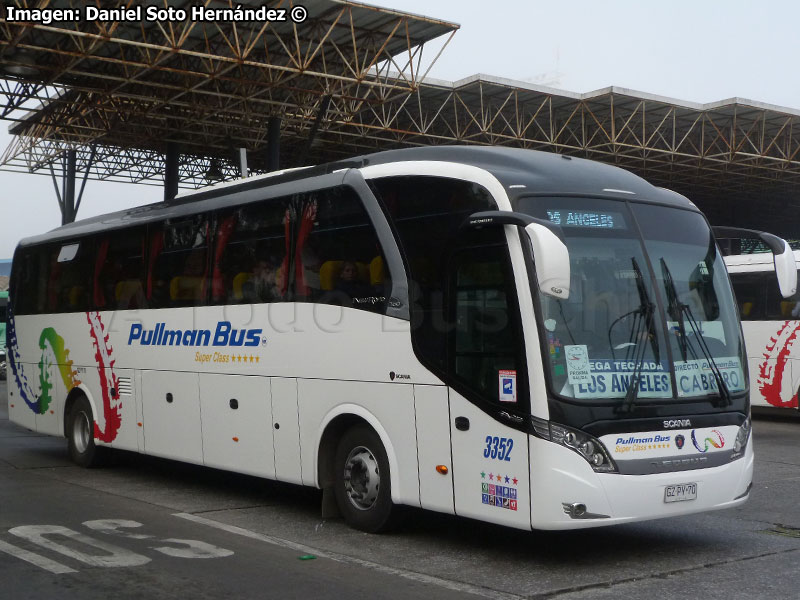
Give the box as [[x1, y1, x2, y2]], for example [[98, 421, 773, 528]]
[[436, 465, 449, 475]]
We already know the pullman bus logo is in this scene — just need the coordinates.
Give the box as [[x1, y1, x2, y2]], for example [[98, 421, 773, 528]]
[[128, 321, 262, 348]]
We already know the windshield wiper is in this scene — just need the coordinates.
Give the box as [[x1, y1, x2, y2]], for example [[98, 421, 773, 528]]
[[660, 258, 731, 406], [614, 257, 657, 413]]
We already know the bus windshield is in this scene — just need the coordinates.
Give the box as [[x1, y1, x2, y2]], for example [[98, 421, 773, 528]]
[[518, 197, 746, 403]]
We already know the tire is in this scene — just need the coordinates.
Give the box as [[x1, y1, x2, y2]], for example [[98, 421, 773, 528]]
[[67, 397, 105, 467], [334, 424, 396, 533]]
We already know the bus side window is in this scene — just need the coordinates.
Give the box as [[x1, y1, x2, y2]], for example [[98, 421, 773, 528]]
[[306, 186, 388, 311], [212, 201, 286, 305], [94, 228, 147, 310], [448, 244, 527, 410], [765, 271, 800, 320], [730, 272, 766, 320], [45, 241, 91, 313], [148, 216, 210, 308], [12, 248, 42, 315]]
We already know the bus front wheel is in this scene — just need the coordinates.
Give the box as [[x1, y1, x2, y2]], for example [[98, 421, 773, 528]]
[[334, 424, 395, 533], [67, 397, 105, 467]]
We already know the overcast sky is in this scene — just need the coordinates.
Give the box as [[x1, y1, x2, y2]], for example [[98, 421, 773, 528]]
[[1, 0, 798, 258]]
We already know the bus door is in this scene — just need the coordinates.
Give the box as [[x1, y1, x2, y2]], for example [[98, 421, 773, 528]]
[[446, 241, 532, 529]]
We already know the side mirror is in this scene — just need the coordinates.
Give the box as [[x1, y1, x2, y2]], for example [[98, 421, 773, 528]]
[[773, 240, 798, 298], [464, 211, 570, 299], [713, 226, 797, 298], [525, 223, 570, 299]]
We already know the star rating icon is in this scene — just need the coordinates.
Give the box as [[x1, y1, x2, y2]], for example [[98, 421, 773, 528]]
[[481, 471, 486, 479]]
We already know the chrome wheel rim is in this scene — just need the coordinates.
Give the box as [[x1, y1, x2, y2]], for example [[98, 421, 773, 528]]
[[343, 445, 380, 511], [73, 411, 91, 454]]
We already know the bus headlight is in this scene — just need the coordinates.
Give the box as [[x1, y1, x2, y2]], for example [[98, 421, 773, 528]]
[[547, 422, 617, 473], [732, 416, 751, 456]]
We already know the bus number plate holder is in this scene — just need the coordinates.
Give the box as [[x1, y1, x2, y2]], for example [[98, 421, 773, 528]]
[[664, 482, 697, 503]]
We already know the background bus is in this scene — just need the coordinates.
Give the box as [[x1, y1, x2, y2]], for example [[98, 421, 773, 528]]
[[6, 146, 784, 532], [0, 290, 7, 380], [726, 249, 800, 411]]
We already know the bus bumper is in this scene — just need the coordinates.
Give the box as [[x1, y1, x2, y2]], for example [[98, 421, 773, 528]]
[[529, 435, 754, 530]]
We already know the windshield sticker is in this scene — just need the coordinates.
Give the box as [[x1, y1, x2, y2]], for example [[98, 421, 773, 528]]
[[498, 370, 517, 403], [674, 356, 745, 398], [564, 345, 591, 385], [569, 358, 672, 399]]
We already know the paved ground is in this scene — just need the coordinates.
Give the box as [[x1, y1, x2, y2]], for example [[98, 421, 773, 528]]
[[2, 379, 799, 599]]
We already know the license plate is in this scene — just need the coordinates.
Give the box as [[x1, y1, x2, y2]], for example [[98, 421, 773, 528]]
[[664, 482, 697, 503]]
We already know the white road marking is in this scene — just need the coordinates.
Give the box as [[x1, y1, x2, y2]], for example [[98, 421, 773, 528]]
[[152, 539, 234, 559], [8, 525, 151, 568], [83, 519, 154, 540], [0, 539, 77, 574], [174, 513, 520, 600]]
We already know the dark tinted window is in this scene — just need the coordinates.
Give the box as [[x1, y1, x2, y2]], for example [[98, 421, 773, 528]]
[[307, 186, 387, 311], [451, 244, 526, 408], [730, 270, 800, 321], [370, 176, 496, 373], [212, 186, 387, 312], [41, 241, 92, 313], [94, 228, 147, 310], [148, 215, 210, 308], [212, 201, 286, 304], [13, 248, 47, 315]]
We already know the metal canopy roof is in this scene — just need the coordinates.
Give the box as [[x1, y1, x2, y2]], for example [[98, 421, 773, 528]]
[[1, 2, 800, 237], [0, 0, 458, 175]]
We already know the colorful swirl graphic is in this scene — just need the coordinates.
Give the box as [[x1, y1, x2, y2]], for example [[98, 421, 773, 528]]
[[6, 302, 40, 413], [37, 328, 81, 414], [691, 429, 725, 453], [7, 306, 121, 442]]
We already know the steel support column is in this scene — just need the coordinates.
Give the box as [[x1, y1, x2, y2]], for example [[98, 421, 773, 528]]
[[62, 149, 76, 225], [164, 141, 179, 202]]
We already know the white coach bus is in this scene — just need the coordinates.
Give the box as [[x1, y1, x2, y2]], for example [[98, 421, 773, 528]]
[[722, 233, 800, 412], [6, 147, 795, 532]]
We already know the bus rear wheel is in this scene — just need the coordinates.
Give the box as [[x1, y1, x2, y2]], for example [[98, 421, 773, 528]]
[[334, 424, 395, 533], [67, 397, 105, 467]]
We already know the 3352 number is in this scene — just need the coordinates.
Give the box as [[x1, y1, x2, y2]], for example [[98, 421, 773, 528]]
[[483, 436, 513, 461]]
